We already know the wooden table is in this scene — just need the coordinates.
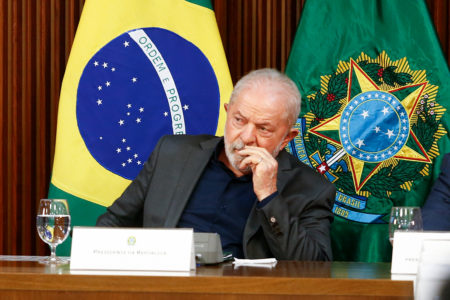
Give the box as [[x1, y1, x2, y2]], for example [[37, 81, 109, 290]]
[[0, 257, 413, 299]]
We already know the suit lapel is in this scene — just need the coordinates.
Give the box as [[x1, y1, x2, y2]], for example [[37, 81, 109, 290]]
[[163, 137, 222, 227]]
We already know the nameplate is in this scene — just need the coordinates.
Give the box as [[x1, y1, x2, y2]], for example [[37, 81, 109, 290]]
[[70, 227, 195, 271], [391, 231, 450, 274]]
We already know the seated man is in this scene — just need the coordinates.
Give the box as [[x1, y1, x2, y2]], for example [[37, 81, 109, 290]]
[[97, 69, 336, 261]]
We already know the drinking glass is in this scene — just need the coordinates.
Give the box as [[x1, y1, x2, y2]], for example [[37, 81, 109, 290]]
[[388, 206, 423, 245], [36, 199, 71, 264]]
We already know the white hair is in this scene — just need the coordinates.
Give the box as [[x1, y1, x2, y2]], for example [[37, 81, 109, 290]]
[[229, 68, 301, 128]]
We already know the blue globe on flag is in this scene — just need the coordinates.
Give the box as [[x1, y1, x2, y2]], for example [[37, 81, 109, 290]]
[[76, 27, 220, 179]]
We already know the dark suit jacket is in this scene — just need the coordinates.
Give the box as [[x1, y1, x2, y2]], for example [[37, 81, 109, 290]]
[[422, 153, 450, 231], [97, 135, 336, 261]]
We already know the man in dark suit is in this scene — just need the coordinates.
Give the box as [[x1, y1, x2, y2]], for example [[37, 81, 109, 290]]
[[422, 152, 450, 231], [97, 69, 336, 261]]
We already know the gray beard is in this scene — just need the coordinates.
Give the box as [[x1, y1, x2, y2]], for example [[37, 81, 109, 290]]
[[224, 137, 251, 174]]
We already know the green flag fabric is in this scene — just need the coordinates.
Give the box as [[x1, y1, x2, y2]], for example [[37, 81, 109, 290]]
[[49, 0, 232, 255], [285, 0, 449, 262]]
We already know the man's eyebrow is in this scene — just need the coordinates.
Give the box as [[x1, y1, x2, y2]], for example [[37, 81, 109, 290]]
[[234, 110, 246, 118]]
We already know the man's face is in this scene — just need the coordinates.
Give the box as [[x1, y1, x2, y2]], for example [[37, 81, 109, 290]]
[[223, 86, 297, 174]]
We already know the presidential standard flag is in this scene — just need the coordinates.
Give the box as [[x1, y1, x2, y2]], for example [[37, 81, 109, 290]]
[[285, 0, 449, 262], [49, 0, 232, 255]]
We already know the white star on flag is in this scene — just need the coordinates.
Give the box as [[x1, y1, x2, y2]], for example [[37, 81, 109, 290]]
[[356, 139, 365, 148], [386, 129, 394, 138], [361, 110, 369, 119]]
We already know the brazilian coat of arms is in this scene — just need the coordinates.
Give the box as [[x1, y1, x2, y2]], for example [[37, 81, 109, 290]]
[[287, 51, 447, 223]]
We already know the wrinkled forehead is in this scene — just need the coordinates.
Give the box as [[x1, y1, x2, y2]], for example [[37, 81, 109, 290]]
[[233, 85, 290, 115], [230, 86, 291, 125]]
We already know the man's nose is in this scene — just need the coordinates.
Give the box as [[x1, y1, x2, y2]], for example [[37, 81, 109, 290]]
[[240, 124, 257, 145]]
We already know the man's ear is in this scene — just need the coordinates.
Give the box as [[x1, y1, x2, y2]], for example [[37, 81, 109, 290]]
[[224, 102, 229, 112], [280, 128, 299, 150]]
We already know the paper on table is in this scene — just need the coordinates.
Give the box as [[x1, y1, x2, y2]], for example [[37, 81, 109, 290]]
[[232, 258, 277, 268]]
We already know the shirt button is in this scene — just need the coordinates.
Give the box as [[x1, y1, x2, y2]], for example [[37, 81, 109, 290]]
[[270, 216, 276, 223]]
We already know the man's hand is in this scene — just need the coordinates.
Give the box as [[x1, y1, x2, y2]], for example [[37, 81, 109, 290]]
[[237, 146, 278, 201]]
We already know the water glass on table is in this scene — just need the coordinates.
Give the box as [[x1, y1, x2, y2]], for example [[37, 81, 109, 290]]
[[36, 199, 71, 264], [388, 206, 423, 246]]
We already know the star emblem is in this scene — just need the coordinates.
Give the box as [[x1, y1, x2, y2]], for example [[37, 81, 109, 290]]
[[308, 59, 430, 192]]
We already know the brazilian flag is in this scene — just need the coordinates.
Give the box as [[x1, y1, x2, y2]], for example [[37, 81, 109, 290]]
[[285, 0, 449, 262], [50, 0, 232, 255]]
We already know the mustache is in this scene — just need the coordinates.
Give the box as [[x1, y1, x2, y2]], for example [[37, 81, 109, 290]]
[[232, 139, 245, 151]]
